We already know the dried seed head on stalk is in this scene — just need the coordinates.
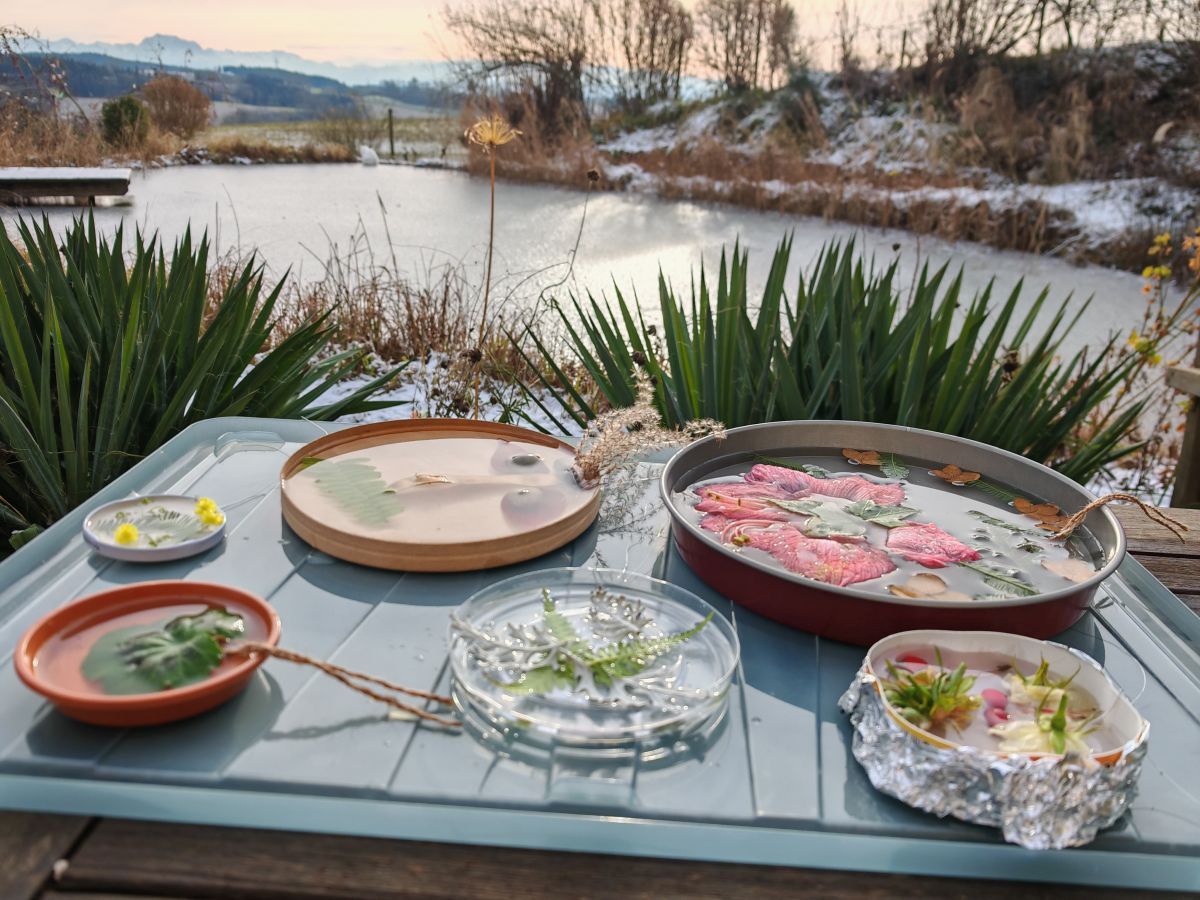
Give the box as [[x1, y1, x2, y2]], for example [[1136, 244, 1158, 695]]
[[571, 373, 725, 489], [465, 114, 522, 153]]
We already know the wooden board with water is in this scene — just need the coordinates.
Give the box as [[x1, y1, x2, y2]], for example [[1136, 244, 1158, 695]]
[[280, 420, 601, 571]]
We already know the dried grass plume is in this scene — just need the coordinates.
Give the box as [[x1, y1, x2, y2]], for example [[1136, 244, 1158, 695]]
[[571, 373, 725, 488]]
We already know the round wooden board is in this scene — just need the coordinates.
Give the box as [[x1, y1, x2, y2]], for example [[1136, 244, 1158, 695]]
[[280, 419, 600, 572]]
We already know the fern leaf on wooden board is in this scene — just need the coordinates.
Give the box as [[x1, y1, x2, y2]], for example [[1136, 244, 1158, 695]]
[[306, 458, 403, 527]]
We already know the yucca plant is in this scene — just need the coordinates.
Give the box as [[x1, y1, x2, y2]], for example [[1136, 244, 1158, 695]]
[[0, 214, 404, 550], [513, 237, 1149, 484]]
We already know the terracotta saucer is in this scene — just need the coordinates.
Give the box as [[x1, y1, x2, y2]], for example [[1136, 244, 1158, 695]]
[[14, 581, 280, 727]]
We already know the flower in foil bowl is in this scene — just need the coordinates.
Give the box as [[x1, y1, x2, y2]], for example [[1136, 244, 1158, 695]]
[[838, 629, 1149, 850]]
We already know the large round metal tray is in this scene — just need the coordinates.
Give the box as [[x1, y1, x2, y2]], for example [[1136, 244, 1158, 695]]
[[660, 421, 1125, 645]]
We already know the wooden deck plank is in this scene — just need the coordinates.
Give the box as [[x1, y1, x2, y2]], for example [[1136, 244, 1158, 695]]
[[1114, 507, 1200, 612], [0, 811, 91, 900], [0, 167, 131, 200], [57, 819, 1175, 900], [1113, 506, 1200, 551]]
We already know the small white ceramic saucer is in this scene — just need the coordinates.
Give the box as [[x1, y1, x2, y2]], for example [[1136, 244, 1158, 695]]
[[82, 494, 226, 563]]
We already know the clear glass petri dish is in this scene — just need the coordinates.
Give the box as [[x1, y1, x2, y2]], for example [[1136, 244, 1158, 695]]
[[448, 567, 739, 746]]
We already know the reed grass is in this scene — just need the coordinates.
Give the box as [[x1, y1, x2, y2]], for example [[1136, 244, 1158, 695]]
[[514, 236, 1160, 484]]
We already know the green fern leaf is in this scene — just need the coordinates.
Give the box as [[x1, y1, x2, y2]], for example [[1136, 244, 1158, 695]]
[[972, 479, 1017, 501], [967, 510, 1036, 535], [959, 561, 1037, 597], [497, 664, 576, 695], [541, 589, 586, 652], [584, 613, 713, 686], [306, 458, 403, 527], [879, 453, 910, 479]]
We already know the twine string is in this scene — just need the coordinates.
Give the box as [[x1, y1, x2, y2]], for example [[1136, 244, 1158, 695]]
[[234, 641, 460, 728], [1051, 493, 1190, 543]]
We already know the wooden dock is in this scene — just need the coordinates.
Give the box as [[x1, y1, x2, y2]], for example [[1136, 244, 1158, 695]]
[[0, 167, 132, 205]]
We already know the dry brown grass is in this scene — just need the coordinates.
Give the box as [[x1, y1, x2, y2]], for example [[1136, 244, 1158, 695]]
[[198, 137, 356, 165], [205, 231, 587, 421], [0, 102, 102, 166], [603, 136, 1079, 257], [0, 100, 180, 167]]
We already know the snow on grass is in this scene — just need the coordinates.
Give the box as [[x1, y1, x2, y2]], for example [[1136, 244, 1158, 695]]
[[590, 80, 1199, 256], [317, 353, 579, 436]]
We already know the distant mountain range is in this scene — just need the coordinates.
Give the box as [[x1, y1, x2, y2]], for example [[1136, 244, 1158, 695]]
[[38, 33, 453, 87]]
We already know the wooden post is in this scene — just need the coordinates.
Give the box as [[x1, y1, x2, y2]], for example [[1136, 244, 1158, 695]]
[[1169, 347, 1200, 507], [388, 108, 395, 159]]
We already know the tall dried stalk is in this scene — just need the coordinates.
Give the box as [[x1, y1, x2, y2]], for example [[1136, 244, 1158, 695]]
[[465, 114, 522, 418]]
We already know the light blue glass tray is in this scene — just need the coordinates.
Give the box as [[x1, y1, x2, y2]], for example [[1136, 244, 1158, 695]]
[[1, 418, 1198, 892]]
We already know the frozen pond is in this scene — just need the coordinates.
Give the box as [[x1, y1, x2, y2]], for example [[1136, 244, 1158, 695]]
[[2, 163, 1166, 354]]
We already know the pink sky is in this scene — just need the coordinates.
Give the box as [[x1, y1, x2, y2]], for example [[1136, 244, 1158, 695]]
[[18, 1, 918, 65]]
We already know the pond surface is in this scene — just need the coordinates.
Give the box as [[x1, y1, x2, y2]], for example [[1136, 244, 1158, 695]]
[[2, 163, 1164, 353]]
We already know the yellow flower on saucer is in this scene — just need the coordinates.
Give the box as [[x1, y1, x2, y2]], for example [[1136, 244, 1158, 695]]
[[194, 497, 225, 528], [113, 523, 139, 546]]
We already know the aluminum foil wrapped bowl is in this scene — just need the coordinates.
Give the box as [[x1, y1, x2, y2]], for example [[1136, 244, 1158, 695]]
[[839, 630, 1149, 849]]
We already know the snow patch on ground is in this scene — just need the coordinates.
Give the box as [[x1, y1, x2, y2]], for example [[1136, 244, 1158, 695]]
[[814, 112, 956, 172], [316, 353, 579, 435], [592, 83, 1199, 254]]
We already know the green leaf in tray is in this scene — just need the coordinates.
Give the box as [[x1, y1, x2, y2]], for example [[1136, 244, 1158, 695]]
[[498, 591, 713, 696], [500, 664, 576, 695], [971, 479, 1018, 502], [967, 509, 1037, 535], [769, 498, 867, 539], [844, 499, 919, 528], [958, 561, 1038, 598], [540, 588, 589, 656], [82, 607, 246, 695], [584, 613, 713, 687], [879, 453, 910, 479], [304, 458, 404, 527]]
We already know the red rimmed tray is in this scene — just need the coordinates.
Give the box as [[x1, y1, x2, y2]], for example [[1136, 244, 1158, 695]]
[[661, 421, 1125, 645]]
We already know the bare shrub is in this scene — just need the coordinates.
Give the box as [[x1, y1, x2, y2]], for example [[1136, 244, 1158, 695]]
[[590, 0, 694, 111], [694, 0, 799, 92], [920, 0, 1040, 92], [1032, 0, 1149, 52], [140, 75, 212, 139], [445, 1, 591, 135]]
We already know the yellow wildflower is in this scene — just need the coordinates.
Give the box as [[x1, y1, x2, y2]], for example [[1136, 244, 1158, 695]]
[[113, 523, 139, 546], [199, 509, 225, 527], [194, 497, 225, 528], [465, 114, 522, 153]]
